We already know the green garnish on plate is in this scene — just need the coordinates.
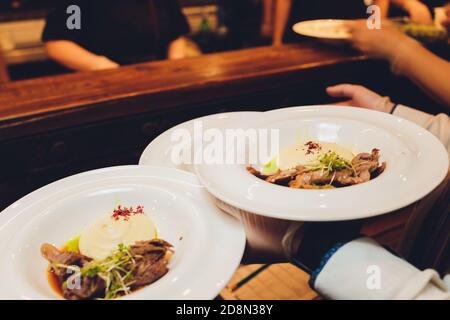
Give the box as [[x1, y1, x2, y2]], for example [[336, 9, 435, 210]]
[[65, 235, 80, 253]]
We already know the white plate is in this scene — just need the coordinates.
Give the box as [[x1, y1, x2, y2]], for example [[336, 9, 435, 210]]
[[0, 166, 245, 300], [292, 19, 352, 41], [139, 112, 261, 173], [194, 106, 449, 221]]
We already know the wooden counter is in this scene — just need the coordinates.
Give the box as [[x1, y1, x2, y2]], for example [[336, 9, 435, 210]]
[[0, 43, 372, 141]]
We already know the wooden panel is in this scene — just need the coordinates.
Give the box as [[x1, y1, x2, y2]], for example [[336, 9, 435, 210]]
[[0, 48, 9, 84], [0, 43, 369, 141]]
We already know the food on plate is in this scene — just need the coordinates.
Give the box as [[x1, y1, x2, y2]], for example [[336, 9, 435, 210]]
[[398, 22, 448, 43], [41, 205, 173, 300], [247, 141, 386, 189], [295, 20, 351, 39], [79, 205, 157, 260]]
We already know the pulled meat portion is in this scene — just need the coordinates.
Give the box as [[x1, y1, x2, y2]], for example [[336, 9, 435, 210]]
[[41, 239, 173, 300], [248, 149, 386, 189], [130, 240, 173, 287], [41, 243, 103, 300]]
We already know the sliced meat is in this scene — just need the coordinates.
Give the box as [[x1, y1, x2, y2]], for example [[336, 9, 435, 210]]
[[132, 258, 169, 287], [289, 170, 332, 188], [246, 165, 307, 186], [131, 239, 172, 287], [248, 148, 385, 189], [265, 168, 299, 185], [62, 275, 105, 300], [371, 161, 387, 178], [41, 244, 91, 278], [333, 168, 371, 186], [246, 166, 269, 180], [43, 239, 173, 300], [130, 239, 172, 257], [352, 149, 381, 174], [41, 244, 103, 300]]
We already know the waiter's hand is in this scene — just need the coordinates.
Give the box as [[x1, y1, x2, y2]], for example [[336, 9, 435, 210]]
[[327, 84, 395, 113], [44, 40, 120, 72], [349, 21, 412, 61], [402, 0, 433, 24], [168, 37, 201, 60], [92, 56, 119, 70]]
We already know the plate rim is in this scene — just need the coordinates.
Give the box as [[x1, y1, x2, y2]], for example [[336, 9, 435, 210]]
[[292, 19, 352, 40]]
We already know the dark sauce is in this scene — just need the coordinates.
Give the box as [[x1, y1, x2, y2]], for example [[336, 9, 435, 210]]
[[47, 268, 63, 298]]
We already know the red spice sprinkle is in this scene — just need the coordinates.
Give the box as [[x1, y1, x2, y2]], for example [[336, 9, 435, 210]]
[[305, 141, 321, 155], [111, 205, 144, 221]]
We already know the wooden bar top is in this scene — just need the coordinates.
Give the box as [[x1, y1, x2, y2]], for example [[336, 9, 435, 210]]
[[0, 43, 367, 141]]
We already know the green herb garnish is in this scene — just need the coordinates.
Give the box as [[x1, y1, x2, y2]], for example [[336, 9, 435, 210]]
[[305, 151, 354, 176], [65, 235, 80, 253], [81, 243, 136, 300]]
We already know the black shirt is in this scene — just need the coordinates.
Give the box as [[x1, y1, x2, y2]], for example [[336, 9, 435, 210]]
[[42, 0, 190, 64]]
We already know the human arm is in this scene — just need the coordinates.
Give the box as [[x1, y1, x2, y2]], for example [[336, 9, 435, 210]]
[[226, 194, 450, 299], [391, 0, 433, 24], [304, 236, 450, 299], [327, 84, 450, 155], [349, 23, 450, 109], [167, 37, 201, 60], [261, 0, 275, 38], [374, 0, 391, 18], [44, 40, 118, 71], [273, 0, 292, 46], [42, 1, 118, 71]]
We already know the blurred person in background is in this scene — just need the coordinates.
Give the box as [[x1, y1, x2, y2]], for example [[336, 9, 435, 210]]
[[388, 0, 448, 24], [348, 4, 450, 109], [261, 0, 275, 38], [42, 0, 199, 72], [390, 0, 433, 23]]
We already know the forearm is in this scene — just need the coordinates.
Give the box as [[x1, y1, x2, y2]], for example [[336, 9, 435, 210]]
[[273, 0, 292, 46], [262, 0, 274, 25], [393, 105, 450, 156], [44, 40, 116, 71], [310, 237, 450, 300], [392, 40, 450, 109], [374, 0, 390, 18]]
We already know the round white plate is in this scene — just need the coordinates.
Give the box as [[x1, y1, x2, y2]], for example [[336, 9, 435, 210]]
[[292, 19, 352, 41], [139, 112, 261, 173], [0, 166, 245, 300], [194, 106, 449, 221]]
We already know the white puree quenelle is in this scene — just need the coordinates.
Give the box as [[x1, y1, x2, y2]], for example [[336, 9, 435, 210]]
[[79, 213, 157, 260], [276, 141, 355, 171]]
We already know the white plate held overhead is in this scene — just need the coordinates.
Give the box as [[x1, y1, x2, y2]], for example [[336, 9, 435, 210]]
[[0, 166, 245, 300], [194, 106, 449, 221], [292, 19, 352, 42]]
